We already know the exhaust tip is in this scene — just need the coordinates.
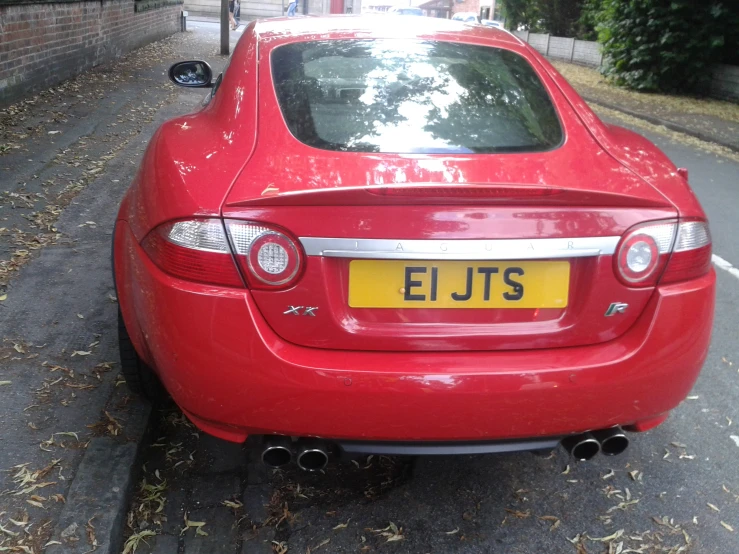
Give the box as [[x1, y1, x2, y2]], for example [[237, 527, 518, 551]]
[[594, 427, 629, 456], [261, 436, 293, 468], [296, 441, 329, 472], [262, 446, 292, 468], [562, 433, 600, 461]]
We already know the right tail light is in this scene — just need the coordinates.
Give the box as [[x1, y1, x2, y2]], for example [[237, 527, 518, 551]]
[[614, 219, 711, 287], [225, 220, 305, 290], [659, 220, 712, 284]]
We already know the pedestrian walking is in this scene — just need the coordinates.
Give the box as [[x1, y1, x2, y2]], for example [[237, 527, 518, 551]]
[[287, 0, 297, 16], [229, 0, 237, 29]]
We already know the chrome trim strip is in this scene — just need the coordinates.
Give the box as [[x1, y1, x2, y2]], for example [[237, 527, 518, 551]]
[[338, 438, 562, 456], [299, 236, 620, 260]]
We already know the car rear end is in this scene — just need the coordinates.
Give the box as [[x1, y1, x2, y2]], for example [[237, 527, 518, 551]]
[[117, 21, 715, 459]]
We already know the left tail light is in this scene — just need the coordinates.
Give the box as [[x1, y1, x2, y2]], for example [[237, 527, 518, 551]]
[[142, 219, 244, 287], [141, 219, 306, 290]]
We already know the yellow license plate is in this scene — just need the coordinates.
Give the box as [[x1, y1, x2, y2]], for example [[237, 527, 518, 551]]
[[348, 260, 569, 309]]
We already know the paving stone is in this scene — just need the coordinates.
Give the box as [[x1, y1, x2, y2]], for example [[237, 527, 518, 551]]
[[160, 484, 188, 536], [190, 474, 242, 509], [47, 438, 142, 554], [193, 434, 247, 474], [242, 483, 272, 524], [240, 526, 275, 554], [145, 533, 180, 554], [181, 506, 239, 554]]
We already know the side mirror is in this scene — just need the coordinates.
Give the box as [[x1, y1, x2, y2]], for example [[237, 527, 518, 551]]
[[168, 61, 213, 88]]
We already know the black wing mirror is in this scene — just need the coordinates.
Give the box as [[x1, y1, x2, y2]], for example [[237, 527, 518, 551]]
[[168, 60, 213, 88]]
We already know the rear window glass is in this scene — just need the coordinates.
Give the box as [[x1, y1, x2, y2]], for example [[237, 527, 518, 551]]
[[270, 40, 563, 154]]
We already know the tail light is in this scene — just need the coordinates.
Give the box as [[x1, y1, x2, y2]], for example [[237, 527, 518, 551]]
[[142, 219, 244, 287], [142, 219, 305, 290], [614, 219, 711, 287], [660, 220, 712, 284], [225, 220, 304, 290]]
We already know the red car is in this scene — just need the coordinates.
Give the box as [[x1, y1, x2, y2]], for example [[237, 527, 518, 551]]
[[114, 17, 715, 470]]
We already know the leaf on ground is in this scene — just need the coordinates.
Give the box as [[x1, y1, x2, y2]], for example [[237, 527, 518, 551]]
[[539, 516, 561, 531], [0, 381, 11, 386], [505, 509, 531, 519], [271, 540, 288, 554], [333, 519, 350, 530], [588, 529, 624, 542], [181, 513, 208, 536], [445, 527, 459, 535], [309, 538, 330, 551], [708, 503, 720, 512], [122, 530, 156, 554], [721, 521, 734, 532], [372, 522, 404, 542], [222, 499, 243, 509], [0, 294, 6, 301], [71, 350, 91, 357]]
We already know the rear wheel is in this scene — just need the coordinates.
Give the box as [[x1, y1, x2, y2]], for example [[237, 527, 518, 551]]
[[118, 310, 164, 402]]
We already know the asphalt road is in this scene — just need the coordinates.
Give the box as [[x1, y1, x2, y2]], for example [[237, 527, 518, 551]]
[[1, 21, 737, 554]]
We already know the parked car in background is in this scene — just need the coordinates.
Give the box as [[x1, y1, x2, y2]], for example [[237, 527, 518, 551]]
[[116, 16, 715, 472], [451, 12, 479, 23], [388, 6, 423, 15], [481, 19, 503, 28]]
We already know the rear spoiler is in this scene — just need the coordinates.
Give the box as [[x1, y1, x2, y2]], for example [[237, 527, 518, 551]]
[[225, 183, 672, 208]]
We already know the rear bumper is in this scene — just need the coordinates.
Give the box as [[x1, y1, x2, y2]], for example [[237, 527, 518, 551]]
[[116, 222, 716, 443]]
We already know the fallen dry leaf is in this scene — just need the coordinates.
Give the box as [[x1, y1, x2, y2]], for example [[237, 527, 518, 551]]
[[333, 519, 350, 530]]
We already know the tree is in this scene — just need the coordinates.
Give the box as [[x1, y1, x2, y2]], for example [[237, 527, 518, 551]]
[[501, 0, 586, 35], [596, 0, 736, 93], [537, 0, 585, 36], [500, 0, 544, 32]]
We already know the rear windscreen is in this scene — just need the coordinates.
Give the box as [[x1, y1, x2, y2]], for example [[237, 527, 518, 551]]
[[270, 40, 563, 154]]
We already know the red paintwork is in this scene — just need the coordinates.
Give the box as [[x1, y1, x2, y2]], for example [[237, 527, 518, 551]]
[[114, 17, 715, 445]]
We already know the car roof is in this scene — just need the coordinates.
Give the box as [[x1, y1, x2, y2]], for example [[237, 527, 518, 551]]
[[253, 15, 521, 46]]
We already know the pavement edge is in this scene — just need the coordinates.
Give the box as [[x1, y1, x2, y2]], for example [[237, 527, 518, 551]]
[[46, 398, 153, 554], [583, 95, 739, 154]]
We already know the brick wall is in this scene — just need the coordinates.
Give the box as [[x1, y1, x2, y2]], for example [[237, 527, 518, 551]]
[[0, 0, 182, 106], [451, 0, 480, 17]]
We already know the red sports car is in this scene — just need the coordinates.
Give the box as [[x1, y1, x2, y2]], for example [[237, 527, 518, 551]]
[[113, 17, 715, 471]]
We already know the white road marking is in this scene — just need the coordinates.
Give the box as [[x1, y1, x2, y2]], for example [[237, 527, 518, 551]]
[[713, 254, 739, 280], [730, 435, 739, 448]]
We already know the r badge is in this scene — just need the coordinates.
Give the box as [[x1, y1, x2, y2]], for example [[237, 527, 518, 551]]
[[605, 302, 628, 316]]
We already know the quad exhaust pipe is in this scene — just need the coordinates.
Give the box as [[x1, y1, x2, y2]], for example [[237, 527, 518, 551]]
[[562, 432, 601, 461], [260, 436, 330, 471], [261, 436, 293, 469], [296, 439, 329, 472], [262, 427, 628, 468], [562, 426, 629, 461], [592, 427, 629, 456]]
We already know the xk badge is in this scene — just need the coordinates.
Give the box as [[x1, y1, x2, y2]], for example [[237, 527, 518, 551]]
[[283, 306, 318, 316]]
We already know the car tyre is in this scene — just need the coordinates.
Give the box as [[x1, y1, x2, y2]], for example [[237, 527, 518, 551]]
[[118, 309, 165, 402]]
